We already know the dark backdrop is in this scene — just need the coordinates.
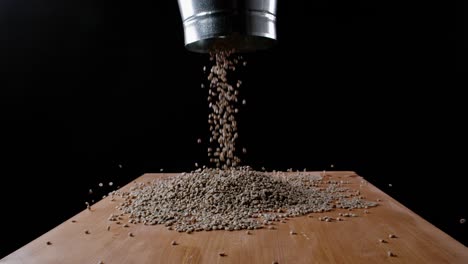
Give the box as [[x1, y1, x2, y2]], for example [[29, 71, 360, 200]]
[[1, 0, 466, 258]]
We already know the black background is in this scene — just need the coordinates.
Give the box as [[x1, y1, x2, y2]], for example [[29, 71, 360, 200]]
[[1, 0, 466, 258]]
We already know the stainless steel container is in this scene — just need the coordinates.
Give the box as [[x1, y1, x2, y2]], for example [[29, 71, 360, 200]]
[[177, 0, 277, 53]]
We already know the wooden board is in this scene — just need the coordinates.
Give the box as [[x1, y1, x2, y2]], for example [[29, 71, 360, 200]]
[[1, 171, 467, 264]]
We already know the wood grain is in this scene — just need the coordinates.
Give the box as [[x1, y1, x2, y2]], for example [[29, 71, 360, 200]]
[[2, 171, 467, 263]]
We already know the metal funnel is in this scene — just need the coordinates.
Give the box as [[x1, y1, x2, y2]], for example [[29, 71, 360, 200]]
[[177, 0, 277, 53]]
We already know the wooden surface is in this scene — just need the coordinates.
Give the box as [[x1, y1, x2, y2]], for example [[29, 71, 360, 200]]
[[2, 171, 467, 264]]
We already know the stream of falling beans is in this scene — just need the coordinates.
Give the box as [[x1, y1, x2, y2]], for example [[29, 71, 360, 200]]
[[206, 49, 247, 169]]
